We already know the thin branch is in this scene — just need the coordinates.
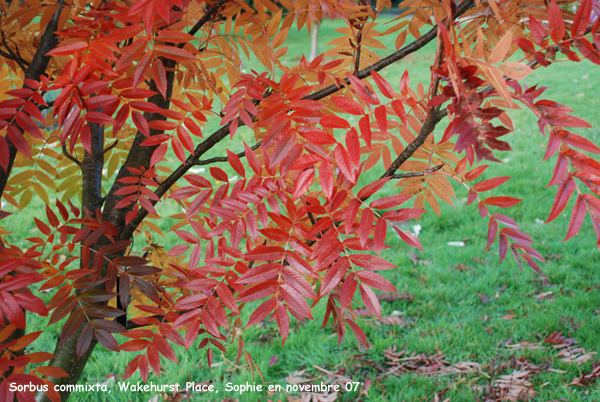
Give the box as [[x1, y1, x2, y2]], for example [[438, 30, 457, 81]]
[[192, 141, 261, 165], [184, 0, 230, 46], [102, 139, 119, 155], [0, 34, 31, 72], [38, 100, 54, 111], [378, 108, 448, 182], [391, 163, 445, 179], [62, 143, 81, 166]]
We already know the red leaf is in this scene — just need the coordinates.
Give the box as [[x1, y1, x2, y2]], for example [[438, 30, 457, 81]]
[[216, 283, 240, 314], [85, 112, 115, 125], [48, 296, 77, 325], [473, 176, 511, 192], [115, 38, 148, 72], [548, 153, 568, 187], [370, 195, 410, 209], [244, 142, 261, 175], [319, 258, 349, 297], [210, 167, 228, 182], [320, 115, 350, 129], [153, 59, 167, 99], [483, 197, 522, 208], [0, 291, 26, 328], [244, 246, 285, 261], [373, 217, 386, 255], [499, 233, 508, 263], [150, 143, 168, 167], [227, 149, 246, 178], [555, 130, 600, 154], [548, 0, 565, 43], [340, 273, 357, 311], [331, 96, 363, 115], [374, 105, 387, 132], [528, 17, 548, 46], [293, 169, 314, 200], [345, 128, 360, 166], [360, 284, 381, 318], [383, 208, 426, 222], [371, 71, 394, 99], [345, 199, 360, 235], [280, 284, 312, 319], [347, 73, 379, 105], [335, 144, 355, 184], [487, 218, 498, 250], [275, 302, 289, 344], [392, 226, 423, 250], [502, 227, 533, 245], [564, 195, 586, 241], [359, 208, 374, 246], [357, 178, 389, 199], [46, 41, 88, 56], [464, 165, 489, 181], [319, 160, 334, 199], [358, 115, 372, 148], [301, 130, 336, 145], [246, 298, 276, 328], [76, 323, 94, 358], [7, 124, 31, 157], [154, 45, 196, 62], [133, 52, 153, 89], [154, 335, 178, 362], [346, 319, 368, 347], [15, 112, 43, 139], [104, 25, 144, 42], [572, 0, 592, 37], [546, 174, 576, 223], [356, 271, 397, 292]]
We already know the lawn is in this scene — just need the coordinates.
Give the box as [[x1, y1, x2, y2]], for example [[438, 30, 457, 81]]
[[2, 15, 600, 402]]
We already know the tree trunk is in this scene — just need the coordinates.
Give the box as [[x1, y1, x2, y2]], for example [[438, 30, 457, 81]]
[[36, 63, 176, 402]]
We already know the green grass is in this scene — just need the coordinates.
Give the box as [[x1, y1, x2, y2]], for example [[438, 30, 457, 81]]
[[3, 17, 600, 402]]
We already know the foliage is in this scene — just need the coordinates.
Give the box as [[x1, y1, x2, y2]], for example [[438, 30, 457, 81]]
[[0, 0, 600, 400]]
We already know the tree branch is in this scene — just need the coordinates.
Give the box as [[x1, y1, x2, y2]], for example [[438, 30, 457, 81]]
[[61, 143, 81, 166], [102, 139, 119, 155], [391, 163, 445, 179], [379, 108, 448, 180], [0, 34, 31, 72], [192, 141, 261, 166]]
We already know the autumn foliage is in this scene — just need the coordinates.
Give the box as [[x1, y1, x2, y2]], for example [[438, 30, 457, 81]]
[[1, 0, 600, 399]]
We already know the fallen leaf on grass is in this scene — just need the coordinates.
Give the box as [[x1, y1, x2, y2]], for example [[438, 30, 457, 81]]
[[569, 358, 600, 387], [504, 341, 546, 351], [493, 370, 536, 401], [534, 291, 555, 302], [379, 345, 481, 379]]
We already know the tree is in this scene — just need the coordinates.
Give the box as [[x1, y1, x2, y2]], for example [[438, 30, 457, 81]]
[[0, 0, 599, 400]]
